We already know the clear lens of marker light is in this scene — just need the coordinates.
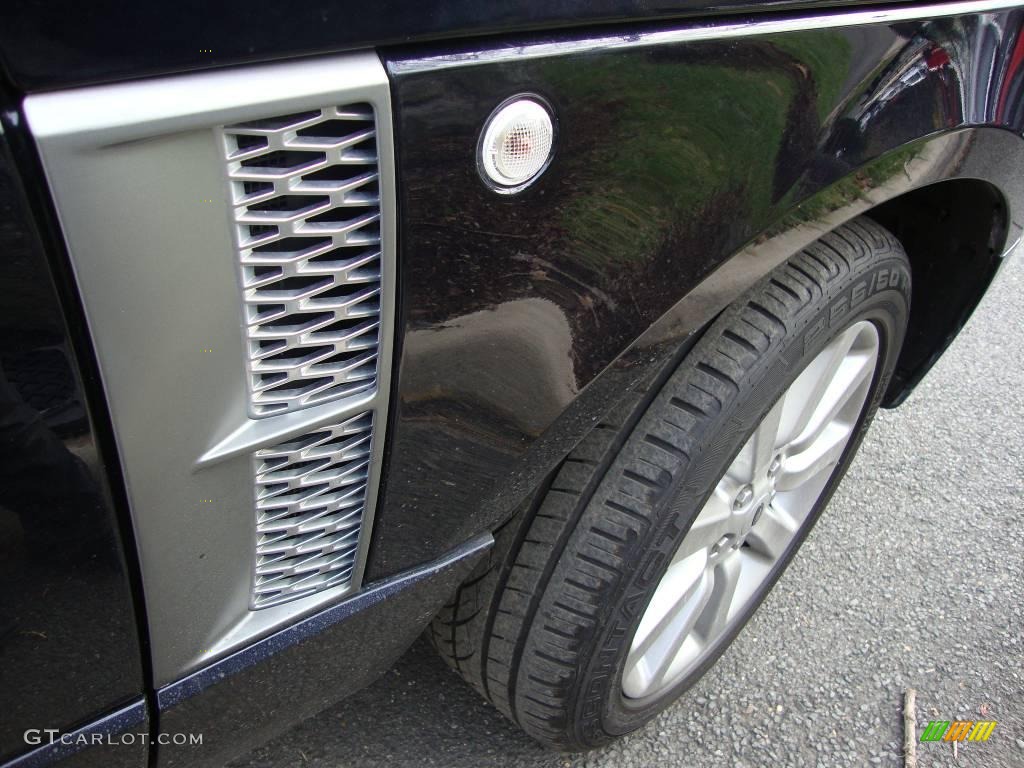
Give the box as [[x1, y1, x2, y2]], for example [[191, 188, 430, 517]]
[[479, 98, 554, 190]]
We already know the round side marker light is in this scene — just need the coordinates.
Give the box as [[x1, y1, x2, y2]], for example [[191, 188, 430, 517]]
[[478, 97, 555, 192]]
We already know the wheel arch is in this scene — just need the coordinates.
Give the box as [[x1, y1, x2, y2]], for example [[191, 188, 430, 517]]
[[447, 128, 1024, 541], [613, 129, 1023, 412], [864, 177, 1009, 405]]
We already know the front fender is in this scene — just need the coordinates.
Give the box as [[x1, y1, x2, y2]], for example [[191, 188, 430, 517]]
[[370, 4, 1024, 577]]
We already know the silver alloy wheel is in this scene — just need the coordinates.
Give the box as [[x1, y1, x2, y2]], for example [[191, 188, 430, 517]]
[[622, 320, 881, 701]]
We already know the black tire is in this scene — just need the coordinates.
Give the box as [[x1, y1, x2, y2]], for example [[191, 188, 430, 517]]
[[429, 217, 911, 749]]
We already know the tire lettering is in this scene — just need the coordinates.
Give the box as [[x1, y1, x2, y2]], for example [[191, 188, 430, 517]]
[[830, 296, 849, 325], [805, 316, 827, 347], [804, 266, 906, 356], [851, 280, 867, 307], [878, 267, 887, 289]]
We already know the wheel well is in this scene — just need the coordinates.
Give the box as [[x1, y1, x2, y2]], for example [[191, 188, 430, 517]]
[[865, 179, 1008, 406]]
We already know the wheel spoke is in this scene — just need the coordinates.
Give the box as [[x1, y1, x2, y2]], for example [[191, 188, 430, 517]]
[[789, 348, 875, 455], [778, 324, 860, 446], [776, 422, 850, 492], [744, 503, 799, 560], [730, 395, 786, 483], [628, 559, 707, 659], [626, 568, 713, 694], [693, 553, 742, 641]]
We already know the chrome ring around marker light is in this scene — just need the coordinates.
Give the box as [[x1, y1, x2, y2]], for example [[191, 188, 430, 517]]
[[478, 96, 555, 192]]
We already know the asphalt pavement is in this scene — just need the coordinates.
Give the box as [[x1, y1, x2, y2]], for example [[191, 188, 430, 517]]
[[233, 249, 1023, 768]]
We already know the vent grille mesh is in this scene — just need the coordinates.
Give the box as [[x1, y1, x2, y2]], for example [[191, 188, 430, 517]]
[[222, 105, 382, 418], [252, 412, 373, 608]]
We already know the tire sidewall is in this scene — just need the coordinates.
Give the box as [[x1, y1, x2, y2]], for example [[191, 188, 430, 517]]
[[577, 255, 911, 743]]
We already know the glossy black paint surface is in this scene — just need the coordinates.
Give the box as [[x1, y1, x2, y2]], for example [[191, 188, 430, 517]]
[[0, 120, 145, 762], [368, 9, 1024, 579], [0, 0, 896, 93]]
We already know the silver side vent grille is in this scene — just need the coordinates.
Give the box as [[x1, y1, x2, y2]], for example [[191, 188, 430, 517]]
[[30, 52, 394, 674], [218, 99, 392, 611], [252, 412, 373, 609], [222, 105, 382, 418]]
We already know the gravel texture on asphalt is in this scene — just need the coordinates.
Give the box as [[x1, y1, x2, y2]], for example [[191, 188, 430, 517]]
[[233, 250, 1023, 768]]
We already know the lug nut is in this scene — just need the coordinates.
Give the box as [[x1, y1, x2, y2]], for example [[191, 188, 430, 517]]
[[768, 455, 782, 479], [733, 485, 754, 510], [712, 533, 735, 555]]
